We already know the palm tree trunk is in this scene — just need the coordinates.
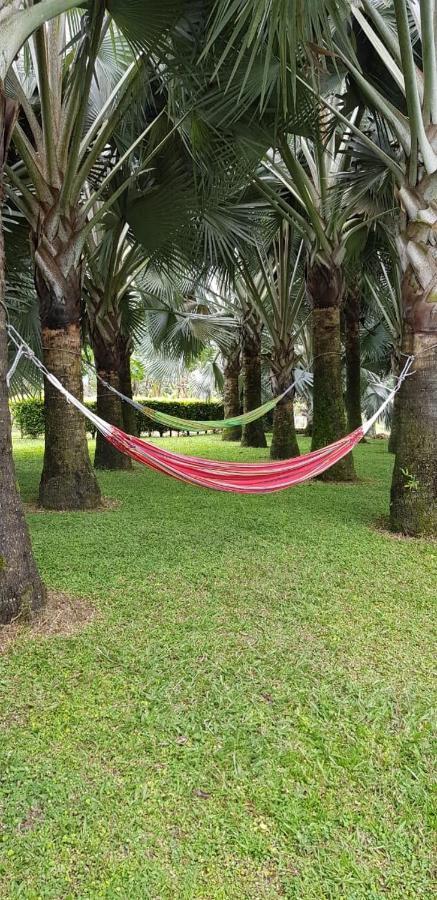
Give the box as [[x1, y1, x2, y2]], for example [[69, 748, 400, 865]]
[[390, 263, 437, 536], [0, 89, 45, 624], [307, 262, 356, 481], [241, 316, 267, 448], [34, 228, 101, 508], [222, 345, 242, 442], [119, 337, 138, 437], [92, 336, 132, 471], [39, 323, 102, 507], [94, 372, 132, 470], [344, 287, 363, 433], [270, 341, 300, 460], [89, 303, 132, 469]]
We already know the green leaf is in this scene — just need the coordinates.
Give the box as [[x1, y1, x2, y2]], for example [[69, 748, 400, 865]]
[[107, 0, 185, 55]]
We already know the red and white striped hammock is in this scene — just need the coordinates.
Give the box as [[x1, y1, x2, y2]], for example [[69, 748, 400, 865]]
[[103, 423, 363, 493], [7, 327, 414, 495]]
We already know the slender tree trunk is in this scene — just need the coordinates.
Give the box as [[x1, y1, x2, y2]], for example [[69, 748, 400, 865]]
[[307, 262, 356, 481], [94, 368, 132, 470], [0, 88, 45, 624], [119, 337, 138, 437], [94, 372, 132, 469], [344, 287, 363, 433], [270, 340, 300, 460], [222, 344, 242, 442], [305, 413, 313, 437], [241, 315, 267, 448], [390, 258, 437, 536], [89, 302, 132, 469]]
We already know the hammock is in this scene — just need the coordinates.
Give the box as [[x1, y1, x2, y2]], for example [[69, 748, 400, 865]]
[[7, 327, 414, 495], [91, 368, 300, 433]]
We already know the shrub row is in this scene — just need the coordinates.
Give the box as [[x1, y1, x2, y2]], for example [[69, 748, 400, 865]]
[[11, 397, 240, 439], [11, 397, 278, 439], [136, 399, 275, 434], [136, 398, 225, 436]]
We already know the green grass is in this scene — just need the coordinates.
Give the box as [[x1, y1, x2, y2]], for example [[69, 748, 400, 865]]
[[1, 436, 436, 899]]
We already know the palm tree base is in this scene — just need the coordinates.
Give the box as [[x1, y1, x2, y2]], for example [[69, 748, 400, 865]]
[[241, 422, 267, 448], [270, 399, 300, 459], [39, 471, 102, 511], [390, 332, 437, 537], [315, 458, 357, 482], [222, 426, 242, 442]]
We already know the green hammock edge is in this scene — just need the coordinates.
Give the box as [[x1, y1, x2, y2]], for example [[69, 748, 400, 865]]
[[140, 389, 290, 432]]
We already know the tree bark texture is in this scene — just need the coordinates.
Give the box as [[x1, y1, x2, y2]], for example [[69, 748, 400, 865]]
[[91, 311, 132, 470], [39, 324, 101, 508], [390, 253, 437, 535], [94, 370, 132, 470], [307, 263, 356, 481], [241, 315, 267, 448], [222, 344, 242, 442], [34, 211, 100, 509], [344, 287, 363, 433], [119, 337, 138, 437], [269, 339, 300, 460], [0, 89, 46, 623]]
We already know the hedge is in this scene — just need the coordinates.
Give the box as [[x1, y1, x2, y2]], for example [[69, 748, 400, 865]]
[[135, 398, 225, 436], [11, 397, 246, 439], [11, 396, 279, 440]]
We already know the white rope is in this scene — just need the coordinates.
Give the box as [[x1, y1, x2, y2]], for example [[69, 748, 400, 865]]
[[6, 344, 25, 387], [85, 364, 146, 416], [362, 354, 415, 435]]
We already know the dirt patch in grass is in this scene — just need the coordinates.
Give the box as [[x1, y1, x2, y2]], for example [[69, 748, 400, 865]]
[[373, 516, 437, 543], [0, 591, 98, 654], [18, 804, 44, 832], [25, 496, 121, 514]]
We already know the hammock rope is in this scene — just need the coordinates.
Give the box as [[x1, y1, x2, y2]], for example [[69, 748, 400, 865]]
[[6, 344, 25, 387], [88, 363, 301, 432], [6, 325, 415, 494]]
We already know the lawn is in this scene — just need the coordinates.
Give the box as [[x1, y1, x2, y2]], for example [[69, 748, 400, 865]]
[[1, 436, 435, 899]]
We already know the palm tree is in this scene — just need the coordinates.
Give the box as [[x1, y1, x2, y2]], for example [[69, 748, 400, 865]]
[[5, 14, 159, 507], [0, 0, 215, 621], [0, 1, 79, 621], [354, 1, 437, 533], [209, 0, 437, 529], [6, 0, 212, 505], [256, 100, 366, 479], [85, 202, 148, 469], [362, 244, 403, 452], [311, 0, 437, 534], [239, 306, 267, 448], [235, 224, 306, 458], [342, 227, 390, 434]]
